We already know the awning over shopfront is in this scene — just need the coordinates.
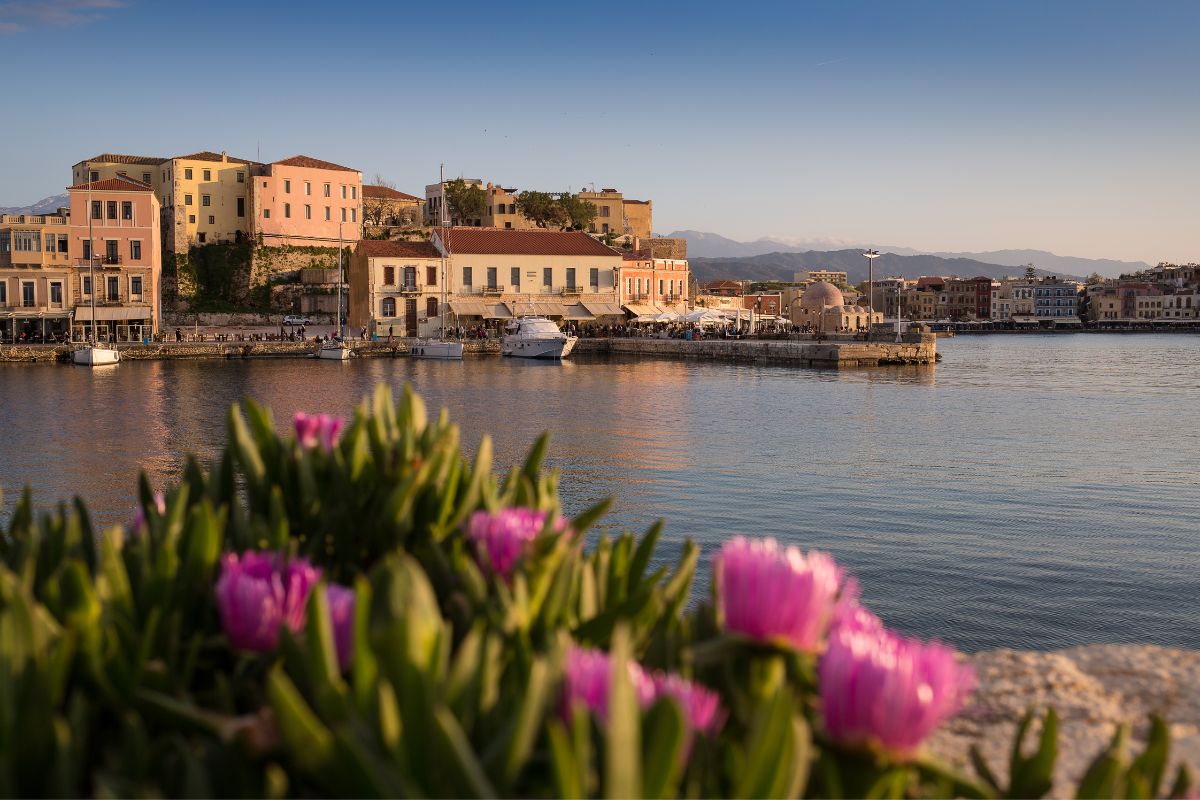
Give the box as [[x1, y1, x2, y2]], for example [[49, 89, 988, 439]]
[[448, 300, 489, 317], [1011, 315, 1040, 325], [0, 310, 71, 319], [564, 304, 595, 320], [622, 303, 660, 317], [482, 303, 513, 319], [582, 301, 625, 317], [1052, 316, 1082, 325], [527, 301, 567, 318], [73, 306, 152, 321]]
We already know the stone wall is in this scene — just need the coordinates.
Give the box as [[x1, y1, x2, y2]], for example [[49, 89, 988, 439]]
[[575, 334, 936, 367]]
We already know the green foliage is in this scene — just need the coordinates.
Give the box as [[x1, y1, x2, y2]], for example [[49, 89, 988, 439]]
[[557, 193, 597, 231], [445, 179, 486, 224], [0, 385, 1187, 798], [189, 241, 254, 307], [515, 191, 597, 231]]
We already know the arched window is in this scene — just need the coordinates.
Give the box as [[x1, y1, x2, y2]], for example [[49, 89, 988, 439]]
[[382, 297, 396, 317], [426, 297, 438, 318]]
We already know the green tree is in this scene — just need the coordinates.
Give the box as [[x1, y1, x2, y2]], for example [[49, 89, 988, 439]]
[[444, 178, 486, 225], [515, 190, 564, 228], [557, 193, 597, 230], [1086, 271, 1104, 285], [1024, 264, 1038, 280]]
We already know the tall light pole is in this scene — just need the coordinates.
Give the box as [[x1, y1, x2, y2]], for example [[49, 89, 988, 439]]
[[863, 249, 880, 341], [895, 281, 903, 343]]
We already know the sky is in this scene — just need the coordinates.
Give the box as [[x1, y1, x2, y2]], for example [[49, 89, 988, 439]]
[[0, 0, 1197, 264]]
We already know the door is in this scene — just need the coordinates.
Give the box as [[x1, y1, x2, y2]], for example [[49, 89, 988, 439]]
[[106, 240, 119, 264], [405, 299, 417, 336]]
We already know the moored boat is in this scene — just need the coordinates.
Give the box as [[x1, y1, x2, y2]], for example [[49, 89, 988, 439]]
[[502, 316, 577, 359]]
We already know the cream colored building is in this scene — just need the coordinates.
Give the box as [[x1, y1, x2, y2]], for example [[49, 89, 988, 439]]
[[482, 184, 537, 230], [348, 239, 444, 337], [71, 154, 166, 196], [0, 211, 74, 341], [436, 227, 623, 328], [795, 269, 849, 285], [578, 188, 652, 240], [163, 151, 254, 249], [789, 281, 881, 332]]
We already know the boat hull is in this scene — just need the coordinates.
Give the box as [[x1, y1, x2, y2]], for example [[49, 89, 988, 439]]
[[71, 346, 120, 366], [410, 341, 464, 360], [317, 344, 352, 360], [502, 335, 578, 359]]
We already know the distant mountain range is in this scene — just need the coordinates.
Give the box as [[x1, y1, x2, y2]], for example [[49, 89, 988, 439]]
[[0, 193, 69, 216], [666, 230, 1150, 278], [688, 250, 1079, 287]]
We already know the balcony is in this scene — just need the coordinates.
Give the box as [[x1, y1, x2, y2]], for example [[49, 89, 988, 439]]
[[398, 283, 421, 295], [481, 285, 505, 296], [77, 256, 123, 268], [560, 285, 583, 296]]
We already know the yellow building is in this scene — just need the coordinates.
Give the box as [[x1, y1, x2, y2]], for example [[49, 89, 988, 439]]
[[0, 211, 74, 341], [348, 239, 445, 338], [578, 188, 652, 240], [71, 154, 167, 196], [163, 151, 254, 249]]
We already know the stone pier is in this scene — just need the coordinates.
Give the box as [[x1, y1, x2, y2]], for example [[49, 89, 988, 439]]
[[574, 333, 936, 367]]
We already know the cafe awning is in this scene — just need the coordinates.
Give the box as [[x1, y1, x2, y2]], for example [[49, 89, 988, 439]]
[[623, 303, 660, 317], [73, 306, 152, 321], [0, 310, 71, 319], [482, 303, 513, 319], [564, 304, 595, 320], [448, 300, 489, 317], [527, 301, 567, 317], [582, 301, 625, 317], [1052, 316, 1082, 325]]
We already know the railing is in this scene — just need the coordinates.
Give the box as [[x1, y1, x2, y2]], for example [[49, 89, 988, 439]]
[[398, 283, 421, 294], [560, 286, 583, 296], [481, 286, 505, 296]]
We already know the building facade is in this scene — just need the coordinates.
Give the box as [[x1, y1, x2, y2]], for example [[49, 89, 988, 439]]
[[163, 151, 254, 250], [348, 239, 444, 338], [249, 156, 363, 247], [577, 189, 652, 239], [362, 185, 424, 229], [0, 210, 73, 341], [1032, 279, 1081, 320], [424, 178, 484, 227]]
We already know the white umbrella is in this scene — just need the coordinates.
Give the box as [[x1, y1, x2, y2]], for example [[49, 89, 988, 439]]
[[683, 309, 726, 324], [654, 311, 680, 322]]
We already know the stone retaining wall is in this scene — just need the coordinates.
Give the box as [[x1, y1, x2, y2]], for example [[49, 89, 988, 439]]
[[0, 340, 503, 363], [575, 334, 936, 367]]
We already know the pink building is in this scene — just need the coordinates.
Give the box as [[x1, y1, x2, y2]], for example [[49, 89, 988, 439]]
[[249, 156, 362, 247], [67, 177, 162, 339]]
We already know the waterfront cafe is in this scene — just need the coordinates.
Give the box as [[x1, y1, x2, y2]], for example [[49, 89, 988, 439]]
[[1, 309, 71, 343], [72, 305, 155, 343]]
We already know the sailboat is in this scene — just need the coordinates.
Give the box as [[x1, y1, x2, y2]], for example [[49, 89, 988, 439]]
[[411, 164, 463, 360], [73, 167, 120, 366], [318, 220, 352, 360]]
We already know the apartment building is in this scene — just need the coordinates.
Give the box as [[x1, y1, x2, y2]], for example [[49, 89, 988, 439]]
[[436, 227, 623, 327], [1032, 279, 1081, 320], [0, 210, 73, 341], [348, 239, 444, 337], [163, 151, 254, 249], [71, 153, 166, 196], [578, 188, 652, 239], [66, 177, 162, 340], [619, 248, 690, 315], [795, 269, 849, 285], [424, 178, 484, 227], [362, 185, 423, 228], [249, 156, 363, 247]]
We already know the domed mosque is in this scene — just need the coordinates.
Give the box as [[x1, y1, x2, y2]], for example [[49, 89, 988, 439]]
[[791, 280, 882, 333]]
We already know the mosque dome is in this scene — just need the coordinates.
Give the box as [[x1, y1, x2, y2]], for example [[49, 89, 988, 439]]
[[801, 281, 845, 309]]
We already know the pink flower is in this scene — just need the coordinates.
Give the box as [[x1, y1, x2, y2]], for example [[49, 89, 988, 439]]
[[830, 589, 884, 636], [562, 646, 655, 724], [650, 672, 726, 737], [131, 492, 166, 533], [293, 412, 343, 452], [714, 536, 846, 652], [463, 507, 567, 580], [326, 583, 355, 671], [215, 551, 321, 652], [818, 625, 976, 759]]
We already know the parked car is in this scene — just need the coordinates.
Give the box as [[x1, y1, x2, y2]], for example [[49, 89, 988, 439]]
[[283, 315, 313, 326]]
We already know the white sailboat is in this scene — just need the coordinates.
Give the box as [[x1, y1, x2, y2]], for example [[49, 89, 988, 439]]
[[318, 220, 352, 360], [73, 166, 120, 366], [412, 164, 463, 360]]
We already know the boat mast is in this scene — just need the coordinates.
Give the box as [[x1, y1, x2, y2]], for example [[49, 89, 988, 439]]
[[87, 163, 96, 345], [439, 162, 446, 339], [337, 220, 343, 339]]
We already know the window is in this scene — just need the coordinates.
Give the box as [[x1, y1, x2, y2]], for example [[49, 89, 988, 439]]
[[626, 277, 632, 294], [427, 297, 438, 317], [189, 215, 196, 223], [185, 194, 193, 205], [21, 282, 34, 307], [590, 268, 599, 288], [543, 268, 552, 288], [237, 198, 245, 217], [304, 205, 312, 220], [304, 181, 311, 195], [487, 267, 497, 289], [142, 172, 151, 183], [511, 267, 520, 289], [383, 266, 395, 285], [50, 282, 62, 306], [599, 206, 610, 218], [13, 231, 40, 252], [198, 232, 206, 243], [131, 241, 141, 260], [382, 297, 396, 316], [107, 276, 119, 300], [341, 186, 347, 199], [202, 195, 211, 206], [427, 266, 437, 286], [122, 201, 132, 219], [44, 234, 53, 251], [82, 276, 91, 295], [284, 203, 291, 218], [0, 282, 4, 304], [565, 268, 576, 289], [403, 266, 417, 288], [325, 207, 331, 220], [237, 171, 245, 183], [263, 209, 271, 219], [203, 169, 211, 181], [659, 279, 665, 295], [462, 267, 472, 287], [351, 186, 357, 200], [89, 170, 99, 182], [58, 234, 68, 253], [185, 168, 193, 180], [207, 215, 215, 225], [601, 223, 609, 234], [284, 180, 291, 193], [82, 240, 91, 260], [131, 276, 143, 297], [323, 183, 330, 197], [351, 209, 357, 222], [341, 208, 347, 222], [105, 240, 118, 263], [107, 201, 117, 219]]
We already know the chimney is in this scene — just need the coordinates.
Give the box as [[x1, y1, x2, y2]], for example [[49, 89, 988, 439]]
[[221, 150, 228, 162]]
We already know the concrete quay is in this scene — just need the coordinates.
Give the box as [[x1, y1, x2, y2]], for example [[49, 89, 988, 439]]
[[0, 340, 501, 363], [574, 333, 937, 367]]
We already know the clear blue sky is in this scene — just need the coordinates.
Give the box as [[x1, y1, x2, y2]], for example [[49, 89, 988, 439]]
[[2, 0, 1197, 263]]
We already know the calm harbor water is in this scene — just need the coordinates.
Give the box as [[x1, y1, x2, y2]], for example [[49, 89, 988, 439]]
[[1, 334, 1197, 652]]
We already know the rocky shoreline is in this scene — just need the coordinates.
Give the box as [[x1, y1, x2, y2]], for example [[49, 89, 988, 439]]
[[928, 645, 1198, 797]]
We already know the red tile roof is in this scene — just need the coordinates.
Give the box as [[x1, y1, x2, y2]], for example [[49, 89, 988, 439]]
[[67, 177, 155, 192], [623, 198, 650, 205], [78, 153, 166, 166], [176, 150, 254, 164], [440, 227, 620, 257], [356, 239, 441, 259], [274, 155, 358, 173], [363, 184, 422, 202]]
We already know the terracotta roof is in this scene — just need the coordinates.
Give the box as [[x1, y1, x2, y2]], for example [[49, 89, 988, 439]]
[[78, 153, 166, 166], [705, 279, 742, 289], [175, 150, 254, 164], [274, 155, 358, 172], [67, 177, 154, 192], [356, 239, 441, 259], [623, 198, 650, 205], [439, 227, 621, 257], [363, 184, 422, 202]]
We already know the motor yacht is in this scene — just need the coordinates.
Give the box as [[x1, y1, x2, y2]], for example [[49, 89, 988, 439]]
[[502, 316, 577, 359]]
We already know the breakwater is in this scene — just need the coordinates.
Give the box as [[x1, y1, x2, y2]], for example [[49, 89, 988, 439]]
[[1, 335, 936, 367]]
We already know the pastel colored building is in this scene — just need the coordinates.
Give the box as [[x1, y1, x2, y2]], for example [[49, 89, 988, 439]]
[[578, 188, 652, 240], [362, 185, 424, 228], [348, 239, 444, 338], [71, 153, 167, 196], [789, 281, 881, 332], [0, 210, 74, 341], [481, 183, 537, 230], [163, 151, 255, 249], [66, 177, 162, 340], [248, 156, 363, 247], [618, 239, 689, 315], [424, 177, 484, 227], [437, 227, 623, 328]]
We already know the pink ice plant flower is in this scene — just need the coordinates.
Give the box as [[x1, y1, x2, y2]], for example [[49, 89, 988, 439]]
[[292, 412, 343, 452], [215, 550, 322, 652], [714, 536, 846, 652], [325, 583, 356, 671], [463, 507, 568, 580], [818, 624, 976, 759], [563, 646, 725, 741], [131, 491, 166, 532]]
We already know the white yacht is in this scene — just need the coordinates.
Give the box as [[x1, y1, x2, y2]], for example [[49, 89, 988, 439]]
[[317, 220, 353, 361], [502, 316, 577, 359], [317, 339, 352, 360], [411, 340, 464, 360], [72, 344, 120, 366]]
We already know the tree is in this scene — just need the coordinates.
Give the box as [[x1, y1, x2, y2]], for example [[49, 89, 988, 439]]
[[1024, 264, 1038, 281], [444, 178, 485, 225], [514, 190, 560, 228], [1086, 272, 1104, 285], [556, 193, 596, 231], [363, 173, 394, 227]]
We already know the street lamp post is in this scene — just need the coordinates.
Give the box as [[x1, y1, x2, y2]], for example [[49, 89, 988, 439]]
[[895, 281, 903, 342], [863, 249, 880, 341]]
